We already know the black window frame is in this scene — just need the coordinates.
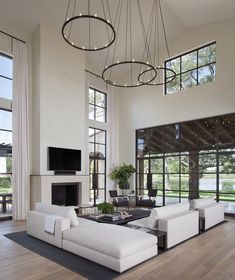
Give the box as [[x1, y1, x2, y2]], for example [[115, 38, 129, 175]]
[[0, 52, 13, 100], [164, 41, 216, 95], [89, 127, 107, 206], [89, 87, 107, 123]]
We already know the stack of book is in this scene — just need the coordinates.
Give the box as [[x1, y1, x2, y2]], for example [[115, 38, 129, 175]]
[[78, 204, 98, 215], [103, 214, 120, 221], [88, 213, 105, 220]]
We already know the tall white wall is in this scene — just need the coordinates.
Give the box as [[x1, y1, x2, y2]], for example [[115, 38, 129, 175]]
[[117, 18, 235, 165], [31, 24, 86, 175]]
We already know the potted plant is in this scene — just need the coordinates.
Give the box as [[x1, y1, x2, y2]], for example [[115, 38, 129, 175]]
[[97, 202, 114, 214], [110, 163, 136, 194]]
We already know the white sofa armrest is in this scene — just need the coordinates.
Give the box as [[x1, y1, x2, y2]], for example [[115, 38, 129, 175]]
[[27, 210, 70, 248], [198, 203, 224, 230], [158, 210, 199, 249]]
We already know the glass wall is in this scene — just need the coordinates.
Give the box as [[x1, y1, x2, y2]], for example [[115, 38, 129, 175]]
[[136, 113, 235, 214]]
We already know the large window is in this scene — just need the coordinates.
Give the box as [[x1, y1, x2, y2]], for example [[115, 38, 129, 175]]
[[0, 53, 13, 100], [88, 86, 108, 205], [89, 128, 106, 205], [89, 87, 107, 122], [0, 53, 13, 219], [165, 42, 216, 94], [136, 113, 235, 214]]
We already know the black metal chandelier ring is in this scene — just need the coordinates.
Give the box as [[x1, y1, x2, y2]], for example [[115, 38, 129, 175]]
[[62, 15, 116, 51], [138, 67, 176, 86], [102, 61, 158, 88]]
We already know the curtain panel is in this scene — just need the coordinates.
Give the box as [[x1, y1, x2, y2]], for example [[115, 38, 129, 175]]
[[12, 39, 30, 220]]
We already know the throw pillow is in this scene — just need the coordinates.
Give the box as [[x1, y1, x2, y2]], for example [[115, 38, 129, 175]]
[[146, 208, 158, 228]]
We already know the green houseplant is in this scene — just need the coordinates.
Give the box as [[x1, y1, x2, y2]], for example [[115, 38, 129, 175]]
[[110, 163, 136, 193], [97, 202, 114, 214]]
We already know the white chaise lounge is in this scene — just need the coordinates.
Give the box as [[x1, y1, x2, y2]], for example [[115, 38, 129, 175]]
[[190, 197, 224, 231], [27, 203, 158, 273], [128, 202, 199, 249]]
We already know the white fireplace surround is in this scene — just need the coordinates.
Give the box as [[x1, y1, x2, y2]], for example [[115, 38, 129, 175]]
[[30, 175, 90, 209]]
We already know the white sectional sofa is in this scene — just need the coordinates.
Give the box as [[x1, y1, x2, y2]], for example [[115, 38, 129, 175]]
[[190, 197, 224, 231], [128, 202, 199, 249], [27, 203, 158, 273]]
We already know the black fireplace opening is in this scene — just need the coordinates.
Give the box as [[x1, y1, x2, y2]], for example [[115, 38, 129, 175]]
[[52, 183, 79, 206]]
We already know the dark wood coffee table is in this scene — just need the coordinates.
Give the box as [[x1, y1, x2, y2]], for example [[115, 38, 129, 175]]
[[80, 209, 151, 225]]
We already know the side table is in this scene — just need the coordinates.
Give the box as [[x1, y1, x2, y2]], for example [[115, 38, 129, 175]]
[[199, 216, 205, 233]]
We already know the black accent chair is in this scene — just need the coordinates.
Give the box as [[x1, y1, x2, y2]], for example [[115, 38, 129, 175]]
[[136, 189, 158, 208], [109, 190, 129, 210]]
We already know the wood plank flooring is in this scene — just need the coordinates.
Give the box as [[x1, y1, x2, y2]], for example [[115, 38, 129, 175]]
[[0, 218, 234, 280]]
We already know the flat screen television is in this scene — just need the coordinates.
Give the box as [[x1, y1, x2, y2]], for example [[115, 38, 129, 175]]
[[48, 147, 81, 172]]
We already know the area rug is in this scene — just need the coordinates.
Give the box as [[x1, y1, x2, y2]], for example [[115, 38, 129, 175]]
[[4, 231, 119, 280]]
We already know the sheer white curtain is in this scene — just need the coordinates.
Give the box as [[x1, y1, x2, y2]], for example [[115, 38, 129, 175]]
[[12, 39, 30, 220]]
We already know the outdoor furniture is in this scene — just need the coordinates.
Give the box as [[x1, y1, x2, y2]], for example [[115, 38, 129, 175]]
[[6, 196, 13, 212], [0, 193, 13, 213], [136, 189, 158, 208], [109, 190, 129, 210]]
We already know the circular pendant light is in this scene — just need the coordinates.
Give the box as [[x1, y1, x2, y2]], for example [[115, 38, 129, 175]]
[[137, 0, 176, 86], [62, 0, 116, 51], [101, 0, 159, 88], [102, 60, 157, 87]]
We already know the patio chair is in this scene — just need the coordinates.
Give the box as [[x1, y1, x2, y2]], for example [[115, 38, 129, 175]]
[[136, 189, 158, 208], [109, 190, 129, 210]]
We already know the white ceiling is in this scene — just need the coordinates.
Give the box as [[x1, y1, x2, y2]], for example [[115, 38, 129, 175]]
[[0, 0, 235, 34], [0, 0, 235, 76], [166, 0, 235, 27]]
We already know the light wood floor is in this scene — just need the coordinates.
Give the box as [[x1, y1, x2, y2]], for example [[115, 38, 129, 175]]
[[0, 218, 235, 280]]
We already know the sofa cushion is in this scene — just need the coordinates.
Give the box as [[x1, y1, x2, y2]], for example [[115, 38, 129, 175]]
[[147, 202, 190, 228], [63, 223, 157, 259], [190, 197, 215, 209], [35, 202, 78, 227]]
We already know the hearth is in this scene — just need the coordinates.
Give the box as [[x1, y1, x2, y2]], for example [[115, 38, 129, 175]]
[[52, 183, 79, 206]]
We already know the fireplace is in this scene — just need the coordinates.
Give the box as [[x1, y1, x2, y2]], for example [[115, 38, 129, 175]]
[[52, 183, 79, 206], [30, 175, 89, 210]]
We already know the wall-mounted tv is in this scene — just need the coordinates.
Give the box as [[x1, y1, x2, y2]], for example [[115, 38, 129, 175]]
[[48, 147, 81, 172]]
